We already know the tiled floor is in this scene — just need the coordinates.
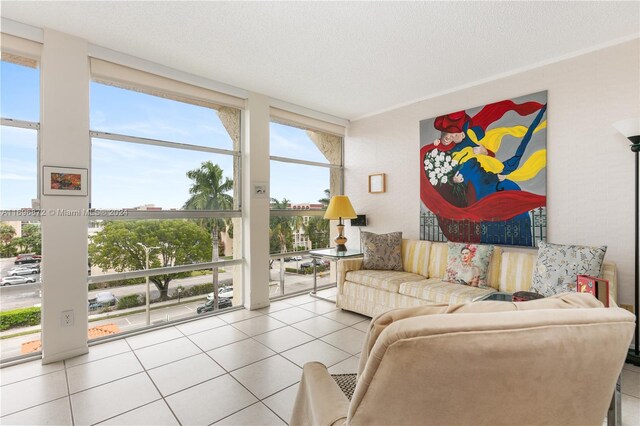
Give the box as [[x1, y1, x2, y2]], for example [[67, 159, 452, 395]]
[[0, 289, 366, 425], [1, 288, 640, 425]]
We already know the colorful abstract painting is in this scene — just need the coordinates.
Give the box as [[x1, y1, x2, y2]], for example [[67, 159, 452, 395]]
[[419, 91, 547, 247], [50, 173, 82, 190]]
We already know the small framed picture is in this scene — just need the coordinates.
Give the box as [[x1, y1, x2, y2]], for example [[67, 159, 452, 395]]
[[368, 173, 386, 193], [43, 166, 88, 196]]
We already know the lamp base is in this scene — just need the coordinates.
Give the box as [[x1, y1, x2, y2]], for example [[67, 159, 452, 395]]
[[626, 349, 640, 367], [335, 222, 348, 252]]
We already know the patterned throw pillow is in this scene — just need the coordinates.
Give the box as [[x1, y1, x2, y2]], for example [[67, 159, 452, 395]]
[[361, 231, 403, 271], [530, 241, 607, 297], [444, 242, 494, 288]]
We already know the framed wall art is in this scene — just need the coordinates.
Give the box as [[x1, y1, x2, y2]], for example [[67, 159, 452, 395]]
[[419, 91, 547, 247], [368, 173, 386, 193], [43, 166, 88, 196]]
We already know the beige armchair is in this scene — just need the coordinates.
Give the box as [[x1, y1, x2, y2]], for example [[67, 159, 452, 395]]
[[290, 293, 634, 426]]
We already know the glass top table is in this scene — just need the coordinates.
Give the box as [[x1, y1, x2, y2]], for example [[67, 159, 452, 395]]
[[309, 248, 364, 260], [308, 248, 363, 301]]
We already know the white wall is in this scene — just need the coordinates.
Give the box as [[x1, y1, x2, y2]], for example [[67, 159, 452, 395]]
[[345, 39, 640, 307]]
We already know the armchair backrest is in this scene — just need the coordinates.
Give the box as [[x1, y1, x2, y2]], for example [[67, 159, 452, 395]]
[[347, 300, 634, 425]]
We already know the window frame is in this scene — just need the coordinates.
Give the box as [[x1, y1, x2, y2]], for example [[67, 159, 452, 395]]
[[87, 74, 244, 324]]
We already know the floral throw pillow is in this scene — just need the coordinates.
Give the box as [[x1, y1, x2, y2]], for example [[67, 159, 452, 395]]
[[445, 242, 494, 288], [530, 241, 607, 297], [361, 231, 403, 271]]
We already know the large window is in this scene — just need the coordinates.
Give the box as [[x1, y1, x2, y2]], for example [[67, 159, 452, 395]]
[[268, 120, 343, 297], [0, 59, 39, 122], [0, 58, 43, 362], [87, 77, 242, 340], [0, 126, 38, 210], [91, 138, 235, 209]]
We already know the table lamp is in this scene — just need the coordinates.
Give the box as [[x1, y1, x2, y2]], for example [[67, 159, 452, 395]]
[[324, 195, 357, 252], [613, 117, 640, 366]]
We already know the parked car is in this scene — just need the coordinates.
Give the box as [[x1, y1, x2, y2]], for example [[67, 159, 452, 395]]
[[88, 291, 117, 310], [207, 286, 234, 300], [300, 262, 314, 268], [8, 266, 39, 276], [294, 256, 303, 261], [196, 297, 232, 314], [15, 263, 40, 271], [14, 254, 42, 265], [1, 276, 36, 286]]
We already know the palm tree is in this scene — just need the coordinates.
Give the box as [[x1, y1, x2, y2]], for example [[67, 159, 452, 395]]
[[270, 198, 293, 254], [319, 189, 331, 207], [184, 161, 233, 309]]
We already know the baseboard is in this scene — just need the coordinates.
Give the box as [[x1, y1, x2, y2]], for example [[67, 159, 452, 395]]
[[42, 345, 88, 364], [246, 300, 271, 310]]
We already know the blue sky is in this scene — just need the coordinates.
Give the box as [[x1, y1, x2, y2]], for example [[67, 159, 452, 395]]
[[1, 61, 330, 210]]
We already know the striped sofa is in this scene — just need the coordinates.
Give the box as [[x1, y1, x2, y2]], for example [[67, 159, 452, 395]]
[[336, 240, 618, 318]]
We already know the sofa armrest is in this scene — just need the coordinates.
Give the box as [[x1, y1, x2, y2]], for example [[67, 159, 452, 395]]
[[601, 261, 618, 304], [337, 258, 363, 292], [290, 362, 349, 426]]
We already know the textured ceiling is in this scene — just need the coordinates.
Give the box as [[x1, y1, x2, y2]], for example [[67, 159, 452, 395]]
[[2, 1, 639, 120]]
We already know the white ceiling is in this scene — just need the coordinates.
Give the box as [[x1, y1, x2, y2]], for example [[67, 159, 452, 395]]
[[2, 1, 639, 120]]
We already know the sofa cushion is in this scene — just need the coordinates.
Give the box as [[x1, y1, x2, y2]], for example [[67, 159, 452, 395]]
[[399, 279, 496, 304], [428, 242, 502, 288], [345, 270, 427, 293], [402, 240, 431, 277], [530, 241, 607, 297], [486, 246, 503, 290], [498, 251, 536, 293], [428, 242, 449, 278], [361, 231, 403, 271], [445, 242, 494, 288]]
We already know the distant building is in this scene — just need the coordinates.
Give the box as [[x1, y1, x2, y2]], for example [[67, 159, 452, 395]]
[[131, 204, 163, 211], [290, 203, 325, 250]]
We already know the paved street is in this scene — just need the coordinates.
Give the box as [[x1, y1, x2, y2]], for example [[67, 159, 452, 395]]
[[1, 257, 332, 312], [0, 255, 336, 360]]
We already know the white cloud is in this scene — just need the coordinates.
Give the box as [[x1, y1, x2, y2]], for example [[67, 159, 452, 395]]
[[0, 173, 35, 181]]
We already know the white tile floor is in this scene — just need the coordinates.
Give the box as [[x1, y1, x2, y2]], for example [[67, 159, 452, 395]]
[[1, 288, 639, 426]]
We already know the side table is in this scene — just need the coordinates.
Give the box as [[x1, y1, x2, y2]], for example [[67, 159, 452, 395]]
[[309, 248, 363, 302]]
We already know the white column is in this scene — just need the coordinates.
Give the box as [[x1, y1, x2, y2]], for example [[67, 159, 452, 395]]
[[39, 30, 90, 363], [242, 93, 271, 309]]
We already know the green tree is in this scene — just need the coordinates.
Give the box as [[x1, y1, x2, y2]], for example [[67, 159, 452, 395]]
[[183, 161, 233, 308], [292, 215, 306, 250], [88, 220, 211, 300], [13, 224, 41, 255], [306, 216, 330, 249], [0, 222, 17, 257], [305, 189, 331, 249], [270, 198, 293, 254]]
